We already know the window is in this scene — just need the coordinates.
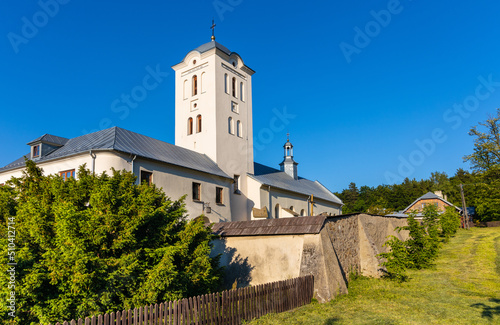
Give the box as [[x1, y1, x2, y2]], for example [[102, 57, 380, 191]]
[[231, 101, 238, 113], [196, 115, 202, 133], [192, 182, 201, 201], [32, 145, 40, 158], [233, 175, 240, 193], [240, 82, 244, 101], [216, 187, 223, 204], [236, 120, 242, 137], [290, 206, 294, 212], [228, 117, 234, 134], [201, 72, 206, 93], [59, 169, 75, 181], [232, 77, 236, 97], [140, 170, 152, 185], [192, 75, 198, 96], [300, 209, 305, 216], [187, 117, 193, 135], [224, 74, 228, 93], [275, 204, 281, 219]]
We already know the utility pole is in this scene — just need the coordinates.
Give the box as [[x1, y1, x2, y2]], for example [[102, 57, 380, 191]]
[[459, 184, 470, 230]]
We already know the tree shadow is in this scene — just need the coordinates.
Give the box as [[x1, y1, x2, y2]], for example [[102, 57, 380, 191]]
[[324, 317, 340, 324], [471, 298, 500, 319], [212, 237, 255, 290]]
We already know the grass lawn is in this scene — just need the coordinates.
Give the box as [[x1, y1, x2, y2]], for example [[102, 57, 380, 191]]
[[248, 227, 500, 325]]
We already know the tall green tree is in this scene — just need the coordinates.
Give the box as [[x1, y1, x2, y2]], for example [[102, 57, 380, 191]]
[[464, 108, 500, 172], [0, 161, 222, 325]]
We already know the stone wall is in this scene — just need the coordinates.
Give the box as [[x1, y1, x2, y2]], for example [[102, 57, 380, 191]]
[[213, 213, 409, 302]]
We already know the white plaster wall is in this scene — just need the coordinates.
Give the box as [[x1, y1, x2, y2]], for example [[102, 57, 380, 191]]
[[132, 157, 233, 223], [263, 187, 341, 218], [0, 151, 129, 184], [212, 234, 306, 286]]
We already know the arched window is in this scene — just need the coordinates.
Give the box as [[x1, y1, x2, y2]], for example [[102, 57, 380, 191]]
[[275, 204, 280, 219], [290, 206, 294, 212], [236, 120, 242, 137], [232, 77, 236, 97], [300, 209, 305, 216], [192, 75, 198, 96], [187, 117, 193, 135], [240, 82, 244, 101], [224, 74, 228, 94], [196, 115, 202, 133], [228, 117, 234, 134], [201, 72, 206, 93], [183, 80, 188, 99]]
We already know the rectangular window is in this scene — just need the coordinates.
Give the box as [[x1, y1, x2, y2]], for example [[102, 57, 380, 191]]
[[140, 170, 153, 185], [59, 169, 75, 181], [216, 187, 223, 204], [33, 145, 40, 158], [231, 101, 238, 113], [233, 175, 240, 193], [193, 182, 201, 201]]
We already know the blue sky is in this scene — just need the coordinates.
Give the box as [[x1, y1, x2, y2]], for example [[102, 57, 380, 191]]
[[1, 0, 500, 192]]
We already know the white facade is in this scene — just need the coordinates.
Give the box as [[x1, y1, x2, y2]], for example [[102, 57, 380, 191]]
[[0, 39, 342, 222]]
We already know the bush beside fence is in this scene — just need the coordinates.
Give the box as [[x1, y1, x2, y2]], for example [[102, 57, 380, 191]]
[[50, 275, 314, 325]]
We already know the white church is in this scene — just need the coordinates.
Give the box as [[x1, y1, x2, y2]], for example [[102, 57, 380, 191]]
[[0, 37, 343, 222]]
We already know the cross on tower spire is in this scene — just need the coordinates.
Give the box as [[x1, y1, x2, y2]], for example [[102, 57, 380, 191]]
[[211, 19, 216, 41]]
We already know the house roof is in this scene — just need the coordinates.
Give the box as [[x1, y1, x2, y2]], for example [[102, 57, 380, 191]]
[[211, 215, 327, 237], [249, 162, 343, 205], [402, 191, 460, 213], [0, 127, 230, 179]]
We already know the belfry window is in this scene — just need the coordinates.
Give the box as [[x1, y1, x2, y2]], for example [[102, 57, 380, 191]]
[[237, 120, 242, 137], [187, 117, 193, 135], [228, 117, 234, 134], [232, 77, 236, 97], [196, 115, 202, 133], [192, 75, 198, 96], [240, 82, 244, 101], [224, 74, 228, 93]]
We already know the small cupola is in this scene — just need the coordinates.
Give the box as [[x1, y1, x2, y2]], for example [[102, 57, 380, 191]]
[[279, 134, 298, 180], [27, 134, 69, 161]]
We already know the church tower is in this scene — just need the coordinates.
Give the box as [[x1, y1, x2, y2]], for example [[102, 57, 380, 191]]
[[279, 135, 298, 180], [172, 32, 255, 220]]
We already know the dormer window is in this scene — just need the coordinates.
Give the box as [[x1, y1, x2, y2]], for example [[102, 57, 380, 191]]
[[32, 145, 40, 158]]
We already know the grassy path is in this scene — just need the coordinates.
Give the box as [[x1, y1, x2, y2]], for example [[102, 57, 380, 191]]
[[248, 227, 500, 325]]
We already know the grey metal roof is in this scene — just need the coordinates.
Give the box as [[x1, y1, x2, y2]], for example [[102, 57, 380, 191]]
[[402, 191, 460, 213], [194, 41, 232, 56], [27, 134, 69, 146], [249, 163, 343, 205], [211, 215, 327, 237], [0, 127, 230, 179]]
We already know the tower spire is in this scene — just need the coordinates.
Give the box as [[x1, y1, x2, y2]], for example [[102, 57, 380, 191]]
[[210, 19, 216, 41]]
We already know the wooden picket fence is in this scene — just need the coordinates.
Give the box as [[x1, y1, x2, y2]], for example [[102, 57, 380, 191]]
[[51, 275, 314, 325]]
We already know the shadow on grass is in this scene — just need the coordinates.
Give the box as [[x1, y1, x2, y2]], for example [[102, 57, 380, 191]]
[[471, 298, 500, 319], [324, 317, 340, 324]]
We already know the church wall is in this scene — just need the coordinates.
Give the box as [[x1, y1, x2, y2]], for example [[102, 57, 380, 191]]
[[262, 187, 341, 218], [132, 156, 233, 223], [0, 151, 129, 184]]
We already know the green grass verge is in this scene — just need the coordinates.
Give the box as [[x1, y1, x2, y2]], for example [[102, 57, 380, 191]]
[[247, 227, 500, 325]]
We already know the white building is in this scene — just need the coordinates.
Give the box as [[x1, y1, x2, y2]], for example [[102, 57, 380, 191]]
[[0, 38, 343, 222]]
